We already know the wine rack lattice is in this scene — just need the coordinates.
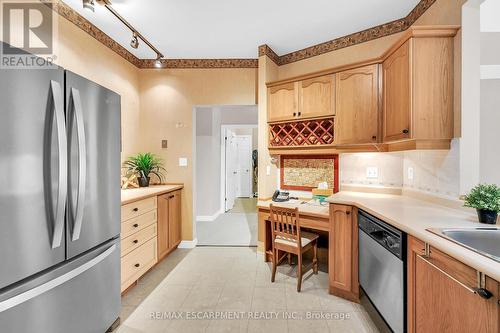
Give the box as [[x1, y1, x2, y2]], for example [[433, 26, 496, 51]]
[[269, 118, 334, 147]]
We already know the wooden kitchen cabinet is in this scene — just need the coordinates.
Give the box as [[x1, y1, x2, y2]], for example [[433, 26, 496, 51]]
[[383, 36, 454, 146], [157, 190, 182, 260], [168, 190, 182, 249], [383, 40, 411, 142], [408, 236, 499, 333], [298, 74, 335, 120], [336, 65, 379, 144], [268, 82, 298, 122], [329, 204, 359, 302]]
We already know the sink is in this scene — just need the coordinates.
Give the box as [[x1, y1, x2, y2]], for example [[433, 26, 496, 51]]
[[428, 227, 500, 263]]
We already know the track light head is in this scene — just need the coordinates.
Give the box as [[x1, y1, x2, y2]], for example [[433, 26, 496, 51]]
[[83, 0, 95, 12], [154, 55, 162, 68], [130, 32, 139, 49]]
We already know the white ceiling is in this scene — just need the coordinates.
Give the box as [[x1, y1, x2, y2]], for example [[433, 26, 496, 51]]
[[63, 0, 420, 59]]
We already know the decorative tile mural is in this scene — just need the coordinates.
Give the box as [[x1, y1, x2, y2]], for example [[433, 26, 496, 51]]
[[281, 155, 338, 191]]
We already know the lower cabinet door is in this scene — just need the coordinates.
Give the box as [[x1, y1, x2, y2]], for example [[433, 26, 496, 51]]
[[328, 204, 359, 302], [168, 190, 182, 249], [157, 193, 170, 260], [408, 236, 499, 333]]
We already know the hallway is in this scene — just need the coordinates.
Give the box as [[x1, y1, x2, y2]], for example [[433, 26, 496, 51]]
[[197, 198, 258, 246]]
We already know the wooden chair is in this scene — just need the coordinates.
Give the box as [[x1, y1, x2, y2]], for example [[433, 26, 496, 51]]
[[269, 204, 319, 292]]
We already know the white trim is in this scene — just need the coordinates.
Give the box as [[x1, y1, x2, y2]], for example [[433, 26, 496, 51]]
[[481, 65, 500, 79], [196, 209, 223, 222], [178, 238, 198, 249]]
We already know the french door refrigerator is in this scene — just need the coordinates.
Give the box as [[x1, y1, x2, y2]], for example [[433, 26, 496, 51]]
[[0, 43, 121, 333]]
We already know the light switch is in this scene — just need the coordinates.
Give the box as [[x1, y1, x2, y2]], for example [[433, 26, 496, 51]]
[[266, 165, 271, 176], [366, 167, 378, 179], [179, 157, 188, 167], [161, 140, 168, 148], [408, 167, 414, 180]]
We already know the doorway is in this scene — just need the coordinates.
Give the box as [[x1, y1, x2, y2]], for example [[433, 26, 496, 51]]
[[224, 130, 254, 211], [193, 105, 258, 246]]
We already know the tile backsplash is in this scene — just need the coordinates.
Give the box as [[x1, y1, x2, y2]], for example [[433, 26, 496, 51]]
[[340, 139, 461, 199], [340, 152, 404, 188]]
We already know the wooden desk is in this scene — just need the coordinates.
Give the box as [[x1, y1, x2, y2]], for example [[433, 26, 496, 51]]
[[257, 200, 329, 262], [258, 200, 360, 302]]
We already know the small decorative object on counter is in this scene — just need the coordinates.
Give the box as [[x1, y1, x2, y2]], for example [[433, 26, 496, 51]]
[[123, 152, 166, 188], [464, 184, 500, 224]]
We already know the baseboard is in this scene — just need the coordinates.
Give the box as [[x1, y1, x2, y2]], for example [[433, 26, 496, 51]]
[[178, 238, 198, 249], [196, 210, 223, 222]]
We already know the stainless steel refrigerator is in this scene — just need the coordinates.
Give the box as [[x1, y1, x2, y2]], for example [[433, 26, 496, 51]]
[[0, 42, 121, 333]]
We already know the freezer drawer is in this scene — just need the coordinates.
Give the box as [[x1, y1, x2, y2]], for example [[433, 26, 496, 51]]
[[0, 239, 120, 333]]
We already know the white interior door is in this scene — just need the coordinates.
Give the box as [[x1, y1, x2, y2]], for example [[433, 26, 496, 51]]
[[225, 130, 238, 211], [235, 136, 252, 198]]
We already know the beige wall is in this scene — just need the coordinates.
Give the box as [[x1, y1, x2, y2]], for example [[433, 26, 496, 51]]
[[138, 69, 256, 241], [55, 17, 142, 160]]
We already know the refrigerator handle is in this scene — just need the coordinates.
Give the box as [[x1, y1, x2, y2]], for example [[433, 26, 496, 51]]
[[50, 80, 67, 249], [68, 88, 87, 241]]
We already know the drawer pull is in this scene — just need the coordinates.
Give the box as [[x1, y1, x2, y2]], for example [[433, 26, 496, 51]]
[[133, 223, 139, 228], [133, 239, 138, 244], [169, 195, 175, 199], [134, 263, 140, 268], [132, 208, 139, 212]]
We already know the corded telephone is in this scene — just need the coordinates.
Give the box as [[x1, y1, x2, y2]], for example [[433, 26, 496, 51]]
[[272, 190, 290, 202]]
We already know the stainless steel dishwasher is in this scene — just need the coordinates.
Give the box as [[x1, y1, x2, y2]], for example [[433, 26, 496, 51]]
[[358, 210, 406, 333]]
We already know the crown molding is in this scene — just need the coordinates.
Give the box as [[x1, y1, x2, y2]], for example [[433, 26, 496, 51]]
[[49, 0, 436, 69], [139, 58, 257, 69], [265, 0, 437, 66]]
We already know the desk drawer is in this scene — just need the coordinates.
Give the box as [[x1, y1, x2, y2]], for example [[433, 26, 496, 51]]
[[121, 210, 157, 239], [121, 197, 157, 222], [121, 238, 157, 292], [121, 223, 157, 257]]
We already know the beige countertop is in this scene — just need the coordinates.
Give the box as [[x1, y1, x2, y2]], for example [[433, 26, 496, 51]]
[[326, 191, 500, 282], [257, 199, 329, 218], [121, 184, 183, 205]]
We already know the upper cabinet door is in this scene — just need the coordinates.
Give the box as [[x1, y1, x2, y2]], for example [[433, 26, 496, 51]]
[[268, 82, 298, 122], [383, 40, 412, 142], [336, 65, 379, 145], [299, 74, 335, 119]]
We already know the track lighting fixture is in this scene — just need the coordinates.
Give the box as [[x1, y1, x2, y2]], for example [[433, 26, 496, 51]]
[[154, 55, 162, 68], [130, 32, 139, 49], [82, 0, 95, 12], [84, 0, 164, 68]]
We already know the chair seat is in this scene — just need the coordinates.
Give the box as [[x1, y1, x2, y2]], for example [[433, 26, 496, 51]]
[[275, 231, 319, 248]]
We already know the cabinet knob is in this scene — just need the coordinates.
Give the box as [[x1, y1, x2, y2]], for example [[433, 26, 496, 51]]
[[134, 263, 140, 268], [293, 112, 296, 117], [169, 195, 175, 199], [133, 239, 138, 244], [372, 135, 377, 140], [298, 112, 301, 116], [346, 211, 350, 215], [133, 223, 139, 228], [402, 129, 409, 134], [132, 208, 139, 212]]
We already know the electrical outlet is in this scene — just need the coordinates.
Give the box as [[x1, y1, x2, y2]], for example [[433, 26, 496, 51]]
[[408, 167, 414, 180], [161, 140, 168, 148], [179, 157, 188, 167], [266, 165, 271, 176], [366, 167, 378, 179]]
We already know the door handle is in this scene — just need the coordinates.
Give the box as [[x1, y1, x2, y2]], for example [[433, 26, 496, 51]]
[[68, 88, 87, 242], [49, 80, 67, 249]]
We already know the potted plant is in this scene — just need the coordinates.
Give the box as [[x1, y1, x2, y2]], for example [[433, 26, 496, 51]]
[[123, 153, 166, 187], [464, 184, 500, 224]]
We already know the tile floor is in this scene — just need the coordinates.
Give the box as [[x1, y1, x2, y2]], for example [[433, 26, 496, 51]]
[[117, 247, 380, 333], [197, 199, 258, 246]]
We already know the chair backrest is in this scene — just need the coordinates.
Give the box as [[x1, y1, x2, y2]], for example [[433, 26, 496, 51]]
[[269, 204, 301, 246]]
